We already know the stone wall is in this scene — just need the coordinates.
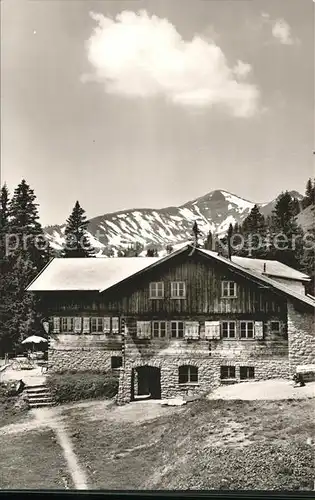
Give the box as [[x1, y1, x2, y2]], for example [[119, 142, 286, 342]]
[[288, 300, 315, 374], [48, 348, 122, 373]]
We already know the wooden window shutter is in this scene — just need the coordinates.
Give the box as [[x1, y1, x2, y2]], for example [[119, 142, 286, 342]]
[[52, 317, 60, 333], [205, 321, 221, 340], [112, 317, 119, 334], [184, 321, 199, 339], [254, 321, 264, 340], [82, 317, 90, 334], [103, 317, 111, 334], [74, 317, 82, 333], [137, 321, 151, 339]]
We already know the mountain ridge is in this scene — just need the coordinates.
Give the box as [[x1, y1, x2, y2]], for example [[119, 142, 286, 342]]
[[44, 188, 306, 256]]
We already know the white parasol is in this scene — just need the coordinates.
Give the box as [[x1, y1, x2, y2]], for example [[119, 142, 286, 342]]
[[22, 335, 48, 344]]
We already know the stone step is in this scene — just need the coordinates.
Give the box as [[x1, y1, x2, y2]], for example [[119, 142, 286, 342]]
[[29, 401, 54, 408], [27, 387, 49, 393]]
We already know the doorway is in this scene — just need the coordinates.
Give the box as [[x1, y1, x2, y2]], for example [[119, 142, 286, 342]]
[[131, 365, 161, 401]]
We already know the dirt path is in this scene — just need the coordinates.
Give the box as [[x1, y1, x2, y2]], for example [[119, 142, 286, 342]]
[[0, 407, 89, 490]]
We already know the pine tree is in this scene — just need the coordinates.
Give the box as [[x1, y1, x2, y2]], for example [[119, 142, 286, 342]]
[[270, 191, 304, 268], [304, 179, 314, 208], [62, 201, 95, 258], [0, 180, 49, 355], [239, 204, 268, 258], [300, 225, 315, 295]]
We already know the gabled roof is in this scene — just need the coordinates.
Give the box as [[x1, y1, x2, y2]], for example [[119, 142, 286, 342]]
[[198, 249, 315, 308], [26, 256, 160, 292], [26, 245, 315, 308], [230, 255, 310, 282]]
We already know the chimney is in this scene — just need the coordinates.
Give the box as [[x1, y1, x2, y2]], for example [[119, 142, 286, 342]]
[[227, 224, 233, 260]]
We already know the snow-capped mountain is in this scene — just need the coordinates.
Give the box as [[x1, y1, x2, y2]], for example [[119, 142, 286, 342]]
[[43, 189, 302, 256]]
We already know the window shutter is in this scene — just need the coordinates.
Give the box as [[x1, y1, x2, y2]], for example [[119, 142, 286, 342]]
[[103, 317, 111, 334], [184, 321, 199, 339], [137, 321, 151, 339], [254, 321, 264, 340], [205, 321, 220, 340], [112, 317, 119, 334], [82, 317, 90, 334], [52, 317, 60, 333], [74, 317, 82, 333]]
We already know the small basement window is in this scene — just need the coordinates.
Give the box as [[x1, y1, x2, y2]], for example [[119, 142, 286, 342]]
[[111, 356, 123, 369], [270, 321, 281, 333], [240, 366, 255, 380], [220, 366, 236, 379], [178, 365, 198, 384]]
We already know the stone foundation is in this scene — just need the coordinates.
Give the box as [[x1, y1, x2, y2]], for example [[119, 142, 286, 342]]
[[48, 348, 122, 373], [288, 300, 315, 375], [116, 355, 290, 404]]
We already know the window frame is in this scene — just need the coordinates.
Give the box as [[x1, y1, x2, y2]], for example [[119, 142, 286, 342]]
[[170, 281, 186, 299], [178, 365, 198, 384], [240, 321, 254, 339], [171, 321, 185, 339], [91, 317, 104, 333], [270, 321, 281, 333], [221, 321, 236, 339], [149, 281, 164, 299], [61, 317, 74, 333], [240, 366, 255, 380], [220, 366, 236, 379], [221, 281, 237, 298], [152, 321, 167, 338]]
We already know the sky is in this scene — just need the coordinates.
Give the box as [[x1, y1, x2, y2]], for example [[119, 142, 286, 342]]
[[1, 0, 314, 226]]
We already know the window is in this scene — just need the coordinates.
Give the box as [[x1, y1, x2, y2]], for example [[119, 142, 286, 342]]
[[61, 317, 74, 333], [222, 321, 236, 339], [240, 321, 254, 339], [171, 281, 186, 298], [91, 317, 103, 333], [240, 366, 255, 380], [178, 365, 198, 384], [111, 356, 123, 369], [149, 282, 164, 298], [152, 321, 167, 338], [221, 281, 237, 298], [220, 366, 236, 379], [270, 321, 281, 333], [171, 321, 184, 338]]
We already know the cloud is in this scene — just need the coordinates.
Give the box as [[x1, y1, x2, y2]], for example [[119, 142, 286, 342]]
[[271, 19, 294, 45], [233, 60, 252, 78], [82, 10, 260, 118], [261, 13, 298, 46]]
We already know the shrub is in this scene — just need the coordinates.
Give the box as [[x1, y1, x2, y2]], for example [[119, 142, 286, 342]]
[[46, 371, 119, 404]]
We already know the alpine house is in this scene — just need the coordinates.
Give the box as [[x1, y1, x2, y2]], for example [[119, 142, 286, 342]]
[[27, 244, 315, 404]]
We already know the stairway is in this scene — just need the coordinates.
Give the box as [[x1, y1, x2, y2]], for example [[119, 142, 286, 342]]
[[25, 383, 54, 408]]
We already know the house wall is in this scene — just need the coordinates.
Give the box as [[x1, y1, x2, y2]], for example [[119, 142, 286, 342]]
[[288, 300, 315, 374], [48, 333, 122, 373], [43, 253, 288, 317], [116, 316, 289, 404]]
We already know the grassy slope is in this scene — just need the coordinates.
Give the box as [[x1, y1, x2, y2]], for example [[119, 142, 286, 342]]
[[0, 430, 73, 489], [66, 399, 315, 491]]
